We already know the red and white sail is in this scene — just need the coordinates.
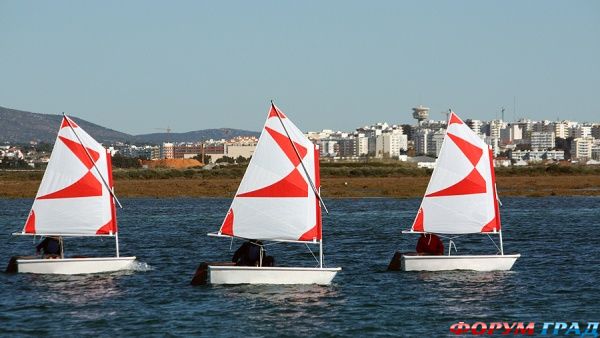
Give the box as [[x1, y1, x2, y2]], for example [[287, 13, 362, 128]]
[[21, 116, 117, 236], [218, 103, 322, 242], [411, 112, 501, 234]]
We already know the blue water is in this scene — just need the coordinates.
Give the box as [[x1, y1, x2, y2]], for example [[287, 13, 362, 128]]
[[1, 197, 599, 336]]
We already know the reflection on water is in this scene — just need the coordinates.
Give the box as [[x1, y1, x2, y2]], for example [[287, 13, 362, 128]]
[[412, 271, 518, 317], [218, 284, 341, 306], [211, 284, 341, 329], [30, 274, 123, 305]]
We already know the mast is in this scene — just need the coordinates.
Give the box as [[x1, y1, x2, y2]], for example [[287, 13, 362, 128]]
[[115, 232, 120, 257], [319, 238, 323, 268], [499, 230, 504, 255], [488, 145, 504, 254]]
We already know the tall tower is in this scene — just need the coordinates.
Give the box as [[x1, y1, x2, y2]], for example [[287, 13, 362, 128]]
[[412, 105, 430, 123]]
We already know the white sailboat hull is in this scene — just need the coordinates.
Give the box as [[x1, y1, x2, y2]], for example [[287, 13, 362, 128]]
[[16, 257, 136, 275], [208, 266, 341, 285], [401, 253, 520, 271]]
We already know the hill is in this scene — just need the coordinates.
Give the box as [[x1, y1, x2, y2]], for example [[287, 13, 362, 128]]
[[0, 106, 134, 144], [135, 129, 260, 143], [0, 106, 259, 144]]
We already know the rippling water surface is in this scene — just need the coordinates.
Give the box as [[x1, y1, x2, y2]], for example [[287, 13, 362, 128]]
[[1, 197, 599, 336]]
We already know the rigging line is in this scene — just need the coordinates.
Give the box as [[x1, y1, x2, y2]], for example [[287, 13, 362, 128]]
[[305, 243, 320, 267], [486, 234, 502, 254], [435, 234, 463, 241], [63, 113, 123, 208], [271, 101, 329, 214]]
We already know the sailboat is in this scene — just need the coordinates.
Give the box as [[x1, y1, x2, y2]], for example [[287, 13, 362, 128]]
[[388, 111, 520, 271], [7, 114, 136, 274], [194, 103, 341, 285]]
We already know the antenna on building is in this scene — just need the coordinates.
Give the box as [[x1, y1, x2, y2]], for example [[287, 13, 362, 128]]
[[154, 127, 173, 142], [513, 96, 517, 121], [501, 107, 505, 122]]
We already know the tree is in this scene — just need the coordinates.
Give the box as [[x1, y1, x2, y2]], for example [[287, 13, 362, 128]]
[[216, 156, 235, 164], [192, 154, 212, 164], [235, 155, 249, 164], [111, 153, 142, 168]]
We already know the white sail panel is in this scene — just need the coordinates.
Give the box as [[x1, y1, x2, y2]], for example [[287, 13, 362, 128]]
[[22, 116, 116, 236], [411, 112, 499, 234], [219, 104, 321, 242]]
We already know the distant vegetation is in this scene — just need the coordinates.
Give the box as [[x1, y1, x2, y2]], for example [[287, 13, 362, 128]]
[[111, 153, 142, 168], [2, 162, 599, 181]]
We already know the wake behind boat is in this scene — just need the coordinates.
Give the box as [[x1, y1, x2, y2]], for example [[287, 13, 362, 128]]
[[191, 103, 340, 285], [6, 115, 136, 274], [388, 111, 520, 272]]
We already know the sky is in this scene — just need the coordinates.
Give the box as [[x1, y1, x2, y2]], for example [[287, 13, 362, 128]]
[[1, 1, 599, 134]]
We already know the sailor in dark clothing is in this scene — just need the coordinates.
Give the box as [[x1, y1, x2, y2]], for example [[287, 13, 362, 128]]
[[232, 240, 274, 267], [416, 233, 444, 256], [36, 236, 63, 258]]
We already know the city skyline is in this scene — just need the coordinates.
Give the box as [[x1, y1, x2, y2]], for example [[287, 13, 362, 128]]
[[1, 1, 599, 134]]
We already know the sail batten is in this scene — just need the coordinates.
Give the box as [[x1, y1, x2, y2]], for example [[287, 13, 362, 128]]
[[410, 112, 500, 234], [21, 116, 116, 236], [218, 104, 322, 242]]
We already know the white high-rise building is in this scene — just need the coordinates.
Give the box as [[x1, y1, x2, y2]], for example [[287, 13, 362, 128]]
[[570, 137, 594, 160], [530, 132, 555, 150], [500, 124, 523, 145], [373, 130, 407, 158], [160, 142, 174, 159], [414, 129, 429, 155], [571, 125, 592, 139], [356, 134, 369, 156], [319, 140, 338, 157], [466, 119, 483, 135], [427, 130, 446, 157], [554, 122, 569, 139]]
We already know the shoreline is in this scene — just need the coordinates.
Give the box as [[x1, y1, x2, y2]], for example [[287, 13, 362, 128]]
[[1, 175, 599, 199]]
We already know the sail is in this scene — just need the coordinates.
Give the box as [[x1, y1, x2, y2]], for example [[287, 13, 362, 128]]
[[218, 103, 322, 242], [21, 116, 117, 236], [410, 112, 500, 234]]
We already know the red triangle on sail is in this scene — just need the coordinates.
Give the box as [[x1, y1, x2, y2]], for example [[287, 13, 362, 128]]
[[37, 171, 103, 200], [268, 105, 287, 119], [96, 219, 115, 235], [220, 209, 234, 236], [60, 116, 80, 129], [447, 133, 483, 166], [59, 136, 100, 170], [265, 127, 307, 167], [237, 168, 308, 198], [449, 113, 463, 125], [298, 224, 319, 241], [412, 207, 424, 232], [426, 168, 487, 197], [480, 216, 499, 233], [24, 210, 36, 233]]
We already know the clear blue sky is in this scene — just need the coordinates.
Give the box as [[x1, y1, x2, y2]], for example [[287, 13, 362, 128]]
[[1, 1, 598, 134]]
